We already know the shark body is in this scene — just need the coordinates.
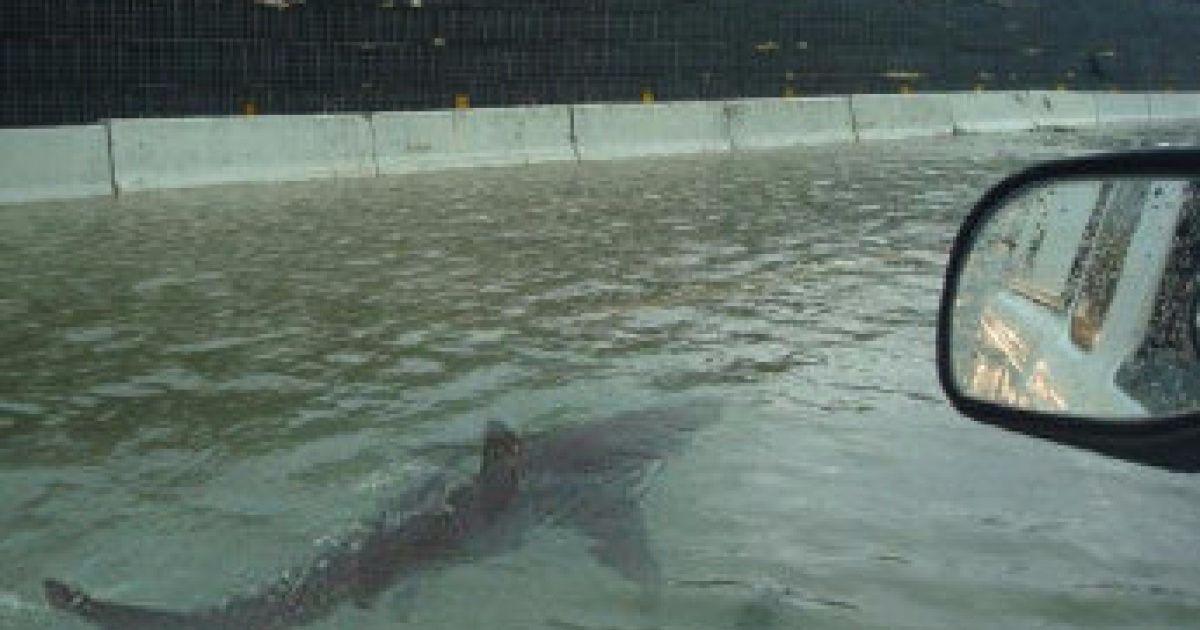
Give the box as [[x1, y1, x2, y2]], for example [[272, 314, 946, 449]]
[[45, 404, 718, 629]]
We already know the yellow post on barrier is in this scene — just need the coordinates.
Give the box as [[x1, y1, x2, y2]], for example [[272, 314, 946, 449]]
[[454, 93, 470, 109], [899, 84, 914, 95], [240, 100, 259, 116], [640, 88, 655, 104], [782, 85, 797, 98]]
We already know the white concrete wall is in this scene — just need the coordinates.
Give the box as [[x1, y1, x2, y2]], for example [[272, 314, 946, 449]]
[[7, 90, 1200, 205], [949, 92, 1037, 134], [726, 97, 854, 150], [572, 101, 730, 160], [109, 114, 376, 193], [0, 125, 113, 203], [1026, 90, 1097, 128], [850, 93, 954, 141], [1149, 93, 1200, 122], [373, 106, 574, 174], [1094, 93, 1151, 126]]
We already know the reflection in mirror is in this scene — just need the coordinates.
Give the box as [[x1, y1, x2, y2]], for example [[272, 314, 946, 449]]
[[951, 176, 1200, 419]]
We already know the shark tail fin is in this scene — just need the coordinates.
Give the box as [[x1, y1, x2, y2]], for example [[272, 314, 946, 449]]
[[44, 579, 201, 630]]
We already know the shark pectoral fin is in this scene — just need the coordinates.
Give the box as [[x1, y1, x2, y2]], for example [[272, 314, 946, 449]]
[[588, 534, 663, 593], [383, 581, 420, 623], [351, 580, 417, 624], [568, 497, 663, 590]]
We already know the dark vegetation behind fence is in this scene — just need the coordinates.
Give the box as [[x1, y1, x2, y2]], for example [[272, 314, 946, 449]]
[[2, 0, 1199, 127]]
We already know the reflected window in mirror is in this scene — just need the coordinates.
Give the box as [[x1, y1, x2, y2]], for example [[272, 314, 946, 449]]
[[1115, 181, 1200, 414], [1067, 181, 1149, 351]]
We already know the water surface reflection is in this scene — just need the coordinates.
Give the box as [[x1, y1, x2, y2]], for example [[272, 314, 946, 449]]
[[2, 128, 1199, 629]]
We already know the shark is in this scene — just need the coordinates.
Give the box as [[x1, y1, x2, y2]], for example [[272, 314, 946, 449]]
[[44, 403, 719, 629]]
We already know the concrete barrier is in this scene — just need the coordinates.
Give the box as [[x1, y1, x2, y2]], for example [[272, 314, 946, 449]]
[[850, 93, 954, 141], [572, 101, 730, 160], [1149, 93, 1200, 121], [1094, 93, 1151, 126], [8, 90, 1200, 204], [726, 97, 854, 150], [948, 92, 1037, 134], [109, 114, 375, 193], [0, 125, 113, 204], [1026, 90, 1097, 128], [373, 106, 574, 174]]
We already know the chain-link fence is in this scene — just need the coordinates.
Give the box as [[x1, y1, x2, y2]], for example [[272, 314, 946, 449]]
[[2, 0, 1198, 128]]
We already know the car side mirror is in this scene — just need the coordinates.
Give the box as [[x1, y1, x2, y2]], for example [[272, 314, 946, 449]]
[[938, 151, 1200, 473]]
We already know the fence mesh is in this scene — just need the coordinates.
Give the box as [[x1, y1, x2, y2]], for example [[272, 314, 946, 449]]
[[2, 0, 1198, 127]]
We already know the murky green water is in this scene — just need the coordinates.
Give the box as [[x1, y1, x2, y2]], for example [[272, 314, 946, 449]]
[[3, 128, 1199, 629]]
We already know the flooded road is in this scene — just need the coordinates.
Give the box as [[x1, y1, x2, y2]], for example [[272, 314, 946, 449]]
[[3, 127, 1199, 629]]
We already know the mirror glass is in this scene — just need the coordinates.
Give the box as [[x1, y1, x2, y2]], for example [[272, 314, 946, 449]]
[[950, 175, 1200, 419]]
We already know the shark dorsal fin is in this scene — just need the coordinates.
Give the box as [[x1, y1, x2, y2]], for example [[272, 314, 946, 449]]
[[475, 421, 522, 513], [481, 421, 520, 474]]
